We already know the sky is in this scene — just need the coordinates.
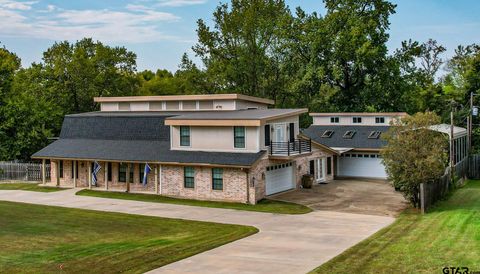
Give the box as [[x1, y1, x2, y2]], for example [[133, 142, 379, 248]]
[[1, 0, 479, 73]]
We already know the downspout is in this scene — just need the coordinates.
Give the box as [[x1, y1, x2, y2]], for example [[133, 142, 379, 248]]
[[245, 169, 250, 204]]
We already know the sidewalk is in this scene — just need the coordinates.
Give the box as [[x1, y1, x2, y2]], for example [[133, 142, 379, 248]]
[[0, 189, 394, 274]]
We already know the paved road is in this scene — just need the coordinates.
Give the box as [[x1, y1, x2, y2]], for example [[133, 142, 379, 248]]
[[0, 189, 394, 274]]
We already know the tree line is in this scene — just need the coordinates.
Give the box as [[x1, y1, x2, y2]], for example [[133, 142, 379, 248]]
[[1, 0, 479, 161]]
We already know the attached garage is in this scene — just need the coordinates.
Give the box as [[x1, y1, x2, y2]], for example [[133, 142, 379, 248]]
[[265, 162, 295, 195], [337, 153, 387, 179]]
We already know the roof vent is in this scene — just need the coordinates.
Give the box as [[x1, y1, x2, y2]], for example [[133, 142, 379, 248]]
[[368, 131, 381, 139], [321, 130, 334, 138], [343, 130, 356, 139]]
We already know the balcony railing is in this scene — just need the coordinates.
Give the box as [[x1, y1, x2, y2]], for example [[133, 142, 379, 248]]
[[269, 139, 312, 156]]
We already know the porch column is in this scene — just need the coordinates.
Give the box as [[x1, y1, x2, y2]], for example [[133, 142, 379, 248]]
[[73, 160, 77, 188], [159, 164, 163, 195], [104, 162, 108, 190], [126, 163, 130, 193], [41, 159, 46, 185], [88, 162, 92, 189], [56, 160, 60, 186], [154, 165, 158, 194]]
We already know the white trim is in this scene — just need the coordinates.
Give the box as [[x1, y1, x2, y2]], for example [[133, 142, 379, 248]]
[[256, 126, 260, 151], [159, 164, 163, 195], [196, 100, 199, 110], [233, 126, 247, 150]]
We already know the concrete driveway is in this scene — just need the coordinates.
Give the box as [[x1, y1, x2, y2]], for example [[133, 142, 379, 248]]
[[0, 188, 394, 274], [271, 179, 408, 217]]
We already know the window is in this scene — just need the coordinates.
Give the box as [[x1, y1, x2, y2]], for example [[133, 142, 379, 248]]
[[330, 117, 339, 123], [212, 168, 223, 190], [264, 124, 271, 146], [327, 157, 332, 175], [343, 130, 356, 139], [59, 160, 64, 178], [289, 123, 295, 142], [184, 167, 195, 188], [180, 126, 190, 146], [321, 130, 334, 138], [368, 131, 381, 139], [353, 117, 362, 123], [139, 164, 146, 184], [119, 163, 127, 183], [107, 162, 112, 181], [71, 161, 74, 179], [234, 126, 246, 148], [375, 117, 385, 124], [128, 164, 133, 183]]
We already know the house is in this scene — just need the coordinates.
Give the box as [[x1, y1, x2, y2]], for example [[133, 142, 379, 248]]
[[32, 94, 336, 204], [302, 112, 469, 180]]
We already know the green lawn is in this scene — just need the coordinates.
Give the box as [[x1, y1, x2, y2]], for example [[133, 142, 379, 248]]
[[311, 180, 480, 273], [77, 189, 312, 214], [0, 201, 257, 273], [0, 182, 65, 192]]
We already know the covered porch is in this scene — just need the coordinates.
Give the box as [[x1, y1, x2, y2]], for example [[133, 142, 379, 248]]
[[41, 159, 161, 194]]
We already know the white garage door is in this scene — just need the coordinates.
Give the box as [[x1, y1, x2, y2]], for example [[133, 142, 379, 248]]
[[266, 162, 295, 195], [338, 153, 387, 179]]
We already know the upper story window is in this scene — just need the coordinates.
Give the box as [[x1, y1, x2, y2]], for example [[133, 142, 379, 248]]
[[375, 117, 385, 124], [180, 126, 190, 147], [330, 117, 339, 123], [353, 117, 362, 124], [234, 126, 246, 148], [212, 168, 223, 190]]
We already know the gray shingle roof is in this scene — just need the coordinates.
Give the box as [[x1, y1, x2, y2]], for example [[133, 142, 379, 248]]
[[33, 114, 265, 167], [302, 125, 390, 149]]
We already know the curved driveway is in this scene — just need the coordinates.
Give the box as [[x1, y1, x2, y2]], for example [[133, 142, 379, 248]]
[[0, 189, 394, 274]]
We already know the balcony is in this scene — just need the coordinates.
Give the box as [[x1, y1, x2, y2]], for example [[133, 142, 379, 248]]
[[268, 139, 312, 157]]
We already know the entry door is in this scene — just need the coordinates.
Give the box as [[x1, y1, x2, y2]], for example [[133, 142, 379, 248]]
[[315, 158, 326, 182], [274, 124, 286, 142]]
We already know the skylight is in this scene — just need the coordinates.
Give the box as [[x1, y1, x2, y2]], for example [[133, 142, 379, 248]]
[[368, 131, 381, 139], [321, 130, 334, 138], [343, 130, 356, 139]]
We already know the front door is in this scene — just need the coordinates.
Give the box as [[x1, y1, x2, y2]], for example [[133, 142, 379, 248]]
[[274, 124, 286, 142], [315, 158, 326, 182]]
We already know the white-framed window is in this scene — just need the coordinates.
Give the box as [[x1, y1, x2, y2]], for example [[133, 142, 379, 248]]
[[353, 117, 362, 123], [180, 126, 190, 146], [233, 126, 246, 148], [375, 117, 385, 124], [330, 117, 339, 123]]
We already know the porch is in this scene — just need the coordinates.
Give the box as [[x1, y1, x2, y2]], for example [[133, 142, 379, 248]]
[[268, 139, 312, 157]]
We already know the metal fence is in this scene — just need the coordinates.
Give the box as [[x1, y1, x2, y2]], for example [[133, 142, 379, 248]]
[[0, 161, 50, 182], [420, 156, 470, 213]]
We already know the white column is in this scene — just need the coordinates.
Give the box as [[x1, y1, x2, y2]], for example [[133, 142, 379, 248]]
[[88, 162, 92, 189], [42, 159, 46, 185], [105, 162, 109, 190], [73, 160, 77, 188], [154, 165, 158, 194]]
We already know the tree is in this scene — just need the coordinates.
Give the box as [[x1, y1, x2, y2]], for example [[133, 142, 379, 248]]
[[42, 38, 139, 113], [193, 0, 292, 98], [381, 112, 448, 207], [0, 46, 21, 104]]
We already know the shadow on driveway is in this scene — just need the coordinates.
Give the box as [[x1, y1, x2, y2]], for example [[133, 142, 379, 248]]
[[270, 179, 409, 217]]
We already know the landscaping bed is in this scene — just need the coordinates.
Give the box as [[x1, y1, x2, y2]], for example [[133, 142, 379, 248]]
[[77, 189, 312, 214]]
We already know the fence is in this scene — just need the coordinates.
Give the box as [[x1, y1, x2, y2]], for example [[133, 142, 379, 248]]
[[469, 154, 480, 179], [420, 156, 469, 214], [0, 161, 50, 182]]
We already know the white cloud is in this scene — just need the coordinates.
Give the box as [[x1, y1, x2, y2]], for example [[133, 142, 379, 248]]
[[0, 3, 182, 43], [156, 0, 207, 7], [0, 0, 37, 10]]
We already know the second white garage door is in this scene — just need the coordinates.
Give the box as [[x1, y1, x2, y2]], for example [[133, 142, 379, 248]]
[[338, 153, 387, 179], [266, 162, 295, 195]]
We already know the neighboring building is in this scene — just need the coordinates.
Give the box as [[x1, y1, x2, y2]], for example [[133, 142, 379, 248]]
[[302, 112, 408, 179], [32, 94, 336, 204], [302, 112, 468, 180]]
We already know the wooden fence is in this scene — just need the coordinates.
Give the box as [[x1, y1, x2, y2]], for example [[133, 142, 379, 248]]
[[469, 154, 480, 179], [0, 161, 50, 182], [420, 156, 469, 214]]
